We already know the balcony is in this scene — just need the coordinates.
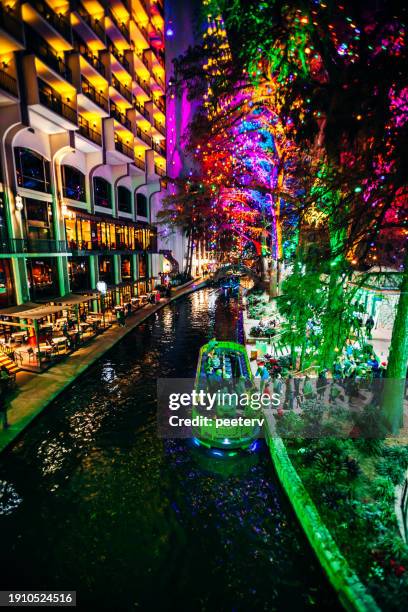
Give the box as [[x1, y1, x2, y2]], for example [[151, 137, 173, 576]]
[[26, 0, 72, 42], [155, 97, 165, 113], [0, 68, 18, 98], [0, 2, 24, 46], [114, 137, 133, 159], [77, 2, 105, 43], [152, 140, 165, 156], [135, 99, 150, 119], [153, 118, 165, 136], [110, 102, 132, 130], [81, 75, 109, 112], [111, 74, 132, 103], [106, 7, 130, 43], [138, 0, 149, 16], [73, 33, 106, 78], [134, 157, 145, 170], [108, 41, 131, 74], [135, 48, 150, 70], [78, 115, 102, 145], [38, 80, 77, 125], [153, 72, 165, 91], [5, 238, 69, 254], [149, 46, 165, 68], [136, 126, 152, 146], [154, 163, 165, 177], [26, 28, 72, 82], [134, 72, 151, 96]]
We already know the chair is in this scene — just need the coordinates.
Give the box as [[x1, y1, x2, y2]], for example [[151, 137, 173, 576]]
[[27, 347, 36, 363]]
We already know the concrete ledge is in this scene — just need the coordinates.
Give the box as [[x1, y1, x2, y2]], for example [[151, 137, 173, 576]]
[[265, 432, 379, 612], [0, 278, 206, 454]]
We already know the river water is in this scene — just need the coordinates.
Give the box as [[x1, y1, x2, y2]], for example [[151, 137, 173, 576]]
[[0, 288, 338, 611]]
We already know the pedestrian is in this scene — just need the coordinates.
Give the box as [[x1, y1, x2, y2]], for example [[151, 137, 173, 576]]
[[119, 309, 126, 327], [317, 368, 328, 402], [365, 315, 375, 339], [255, 361, 270, 393]]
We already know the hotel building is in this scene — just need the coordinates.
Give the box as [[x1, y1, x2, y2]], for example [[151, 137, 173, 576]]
[[0, 0, 168, 310]]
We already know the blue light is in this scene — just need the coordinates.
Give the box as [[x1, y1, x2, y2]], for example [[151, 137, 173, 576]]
[[166, 27, 174, 37], [248, 440, 260, 452]]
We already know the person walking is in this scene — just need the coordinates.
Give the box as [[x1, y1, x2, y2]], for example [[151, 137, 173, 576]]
[[365, 315, 375, 339], [255, 361, 270, 393]]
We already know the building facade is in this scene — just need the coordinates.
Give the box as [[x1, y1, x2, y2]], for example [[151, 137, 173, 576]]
[[0, 0, 168, 309]]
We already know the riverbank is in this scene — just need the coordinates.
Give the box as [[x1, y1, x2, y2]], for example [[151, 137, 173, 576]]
[[0, 278, 206, 454]]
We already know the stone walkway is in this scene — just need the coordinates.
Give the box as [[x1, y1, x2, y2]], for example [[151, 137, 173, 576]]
[[0, 279, 206, 453]]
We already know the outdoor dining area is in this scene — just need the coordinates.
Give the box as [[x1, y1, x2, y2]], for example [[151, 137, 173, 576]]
[[0, 286, 163, 372]]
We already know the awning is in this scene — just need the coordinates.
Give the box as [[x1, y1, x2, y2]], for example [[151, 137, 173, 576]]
[[0, 302, 39, 316], [53, 292, 99, 305], [11, 305, 66, 320]]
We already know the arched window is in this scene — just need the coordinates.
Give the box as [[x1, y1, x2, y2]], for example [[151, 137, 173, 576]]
[[136, 193, 148, 218], [118, 186, 132, 214], [93, 177, 111, 208], [14, 147, 51, 193], [62, 165, 86, 201]]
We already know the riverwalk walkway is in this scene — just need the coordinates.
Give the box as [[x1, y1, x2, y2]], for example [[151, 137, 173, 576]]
[[0, 278, 206, 453]]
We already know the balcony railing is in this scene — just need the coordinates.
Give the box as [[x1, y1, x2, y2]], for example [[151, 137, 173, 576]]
[[78, 115, 102, 145], [26, 28, 72, 82], [111, 75, 132, 102], [81, 75, 109, 112], [150, 46, 165, 68], [106, 7, 130, 43], [134, 72, 151, 96], [152, 140, 165, 156], [153, 118, 165, 135], [134, 157, 145, 170], [154, 164, 166, 176], [68, 239, 138, 253], [135, 48, 150, 69], [38, 81, 77, 124], [27, 0, 72, 42], [110, 103, 132, 130], [153, 72, 165, 90], [5, 239, 69, 254], [115, 137, 133, 158], [73, 33, 106, 77], [135, 99, 150, 119], [0, 2, 24, 43], [154, 97, 165, 112], [77, 2, 105, 42], [108, 42, 131, 74], [137, 22, 149, 42], [0, 69, 18, 97], [136, 126, 152, 146]]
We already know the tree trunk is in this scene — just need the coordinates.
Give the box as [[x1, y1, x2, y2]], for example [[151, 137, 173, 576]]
[[382, 251, 408, 434], [319, 266, 347, 369]]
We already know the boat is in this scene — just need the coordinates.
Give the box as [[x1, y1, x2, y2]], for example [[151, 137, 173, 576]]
[[220, 273, 240, 295], [192, 340, 261, 450]]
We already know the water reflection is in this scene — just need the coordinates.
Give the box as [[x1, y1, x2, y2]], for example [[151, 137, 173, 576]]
[[0, 289, 338, 610]]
